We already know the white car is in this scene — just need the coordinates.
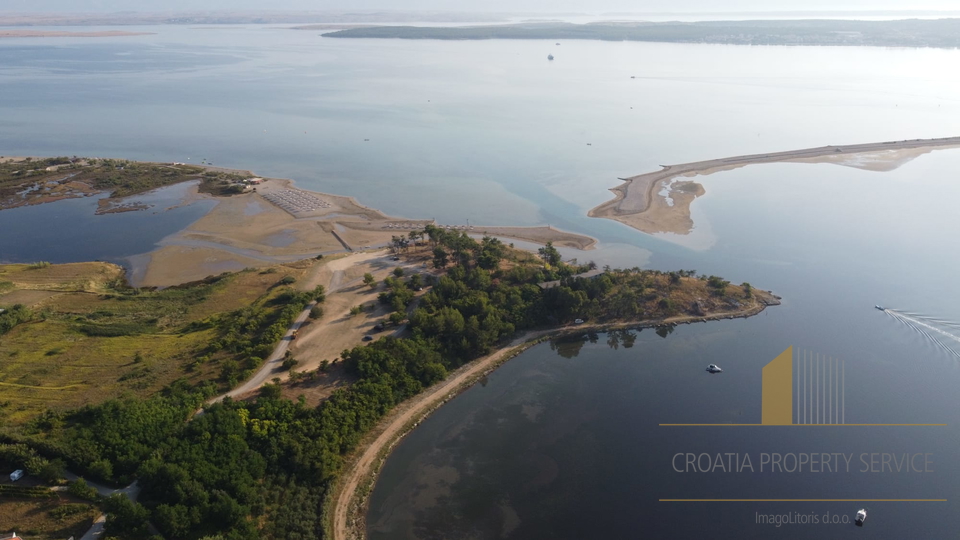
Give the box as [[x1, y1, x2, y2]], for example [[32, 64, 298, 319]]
[[706, 364, 723, 373], [9, 469, 24, 482], [574, 319, 584, 324]]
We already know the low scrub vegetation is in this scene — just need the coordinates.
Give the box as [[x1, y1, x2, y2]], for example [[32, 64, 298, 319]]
[[0, 262, 318, 425]]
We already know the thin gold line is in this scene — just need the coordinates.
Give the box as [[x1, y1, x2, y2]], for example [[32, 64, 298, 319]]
[[659, 499, 947, 502], [658, 424, 947, 426]]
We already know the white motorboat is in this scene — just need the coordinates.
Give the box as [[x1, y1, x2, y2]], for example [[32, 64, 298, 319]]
[[706, 364, 722, 373], [855, 508, 867, 526]]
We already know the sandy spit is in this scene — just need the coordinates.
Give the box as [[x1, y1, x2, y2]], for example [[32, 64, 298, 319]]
[[589, 136, 960, 235]]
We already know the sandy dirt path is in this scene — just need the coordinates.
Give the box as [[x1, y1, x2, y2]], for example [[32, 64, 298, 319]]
[[208, 249, 432, 405], [208, 250, 391, 403], [290, 253, 434, 373], [288, 251, 415, 375], [212, 299, 317, 402], [63, 472, 141, 540]]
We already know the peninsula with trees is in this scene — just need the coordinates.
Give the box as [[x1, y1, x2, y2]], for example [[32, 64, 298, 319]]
[[1, 157, 777, 540]]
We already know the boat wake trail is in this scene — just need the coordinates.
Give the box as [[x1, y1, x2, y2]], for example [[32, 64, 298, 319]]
[[887, 309, 960, 330], [885, 309, 960, 358], [901, 312, 960, 331]]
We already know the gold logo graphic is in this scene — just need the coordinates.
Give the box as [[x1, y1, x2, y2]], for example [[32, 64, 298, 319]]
[[766, 346, 846, 425], [662, 346, 943, 427], [761, 346, 793, 425]]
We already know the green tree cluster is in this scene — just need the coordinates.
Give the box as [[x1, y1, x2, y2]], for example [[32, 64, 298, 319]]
[[0, 303, 32, 335], [8, 245, 746, 539]]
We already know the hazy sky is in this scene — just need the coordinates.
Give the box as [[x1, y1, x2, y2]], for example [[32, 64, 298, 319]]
[[4, 0, 960, 13]]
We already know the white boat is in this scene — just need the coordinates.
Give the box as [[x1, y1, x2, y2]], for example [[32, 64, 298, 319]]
[[706, 364, 722, 373], [875, 305, 885, 311], [855, 508, 867, 526]]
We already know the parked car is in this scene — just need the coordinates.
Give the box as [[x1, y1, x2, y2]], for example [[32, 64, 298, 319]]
[[10, 469, 24, 482], [574, 318, 584, 324], [362, 335, 374, 341]]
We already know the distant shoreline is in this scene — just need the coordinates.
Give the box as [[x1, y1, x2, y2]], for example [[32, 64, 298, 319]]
[[0, 11, 507, 27], [0, 30, 153, 38], [589, 136, 960, 236], [324, 19, 960, 49]]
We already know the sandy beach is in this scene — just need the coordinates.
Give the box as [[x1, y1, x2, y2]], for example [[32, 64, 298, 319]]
[[137, 177, 596, 287], [589, 136, 960, 235], [469, 226, 596, 250]]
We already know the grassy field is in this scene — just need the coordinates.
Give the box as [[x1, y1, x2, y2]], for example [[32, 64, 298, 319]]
[[0, 260, 317, 426], [0, 497, 98, 540]]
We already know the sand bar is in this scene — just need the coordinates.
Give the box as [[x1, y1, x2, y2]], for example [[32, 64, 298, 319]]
[[589, 136, 960, 235], [138, 177, 596, 287]]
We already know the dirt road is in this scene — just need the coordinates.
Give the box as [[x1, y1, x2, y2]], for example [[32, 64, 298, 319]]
[[63, 472, 140, 540], [209, 250, 392, 403]]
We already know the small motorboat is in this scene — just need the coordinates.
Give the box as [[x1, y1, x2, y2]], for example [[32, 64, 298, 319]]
[[875, 305, 885, 311], [706, 364, 722, 373], [855, 508, 867, 526]]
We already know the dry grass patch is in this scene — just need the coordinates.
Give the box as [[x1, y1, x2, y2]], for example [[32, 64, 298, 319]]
[[0, 260, 321, 426], [0, 497, 98, 540], [0, 262, 122, 292], [0, 290, 63, 308]]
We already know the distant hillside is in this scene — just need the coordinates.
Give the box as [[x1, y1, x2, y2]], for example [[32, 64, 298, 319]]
[[324, 19, 960, 48], [0, 11, 507, 27]]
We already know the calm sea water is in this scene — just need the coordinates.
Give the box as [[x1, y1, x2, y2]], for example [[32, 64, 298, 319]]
[[369, 151, 960, 539], [0, 181, 214, 266], [1, 27, 959, 538]]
